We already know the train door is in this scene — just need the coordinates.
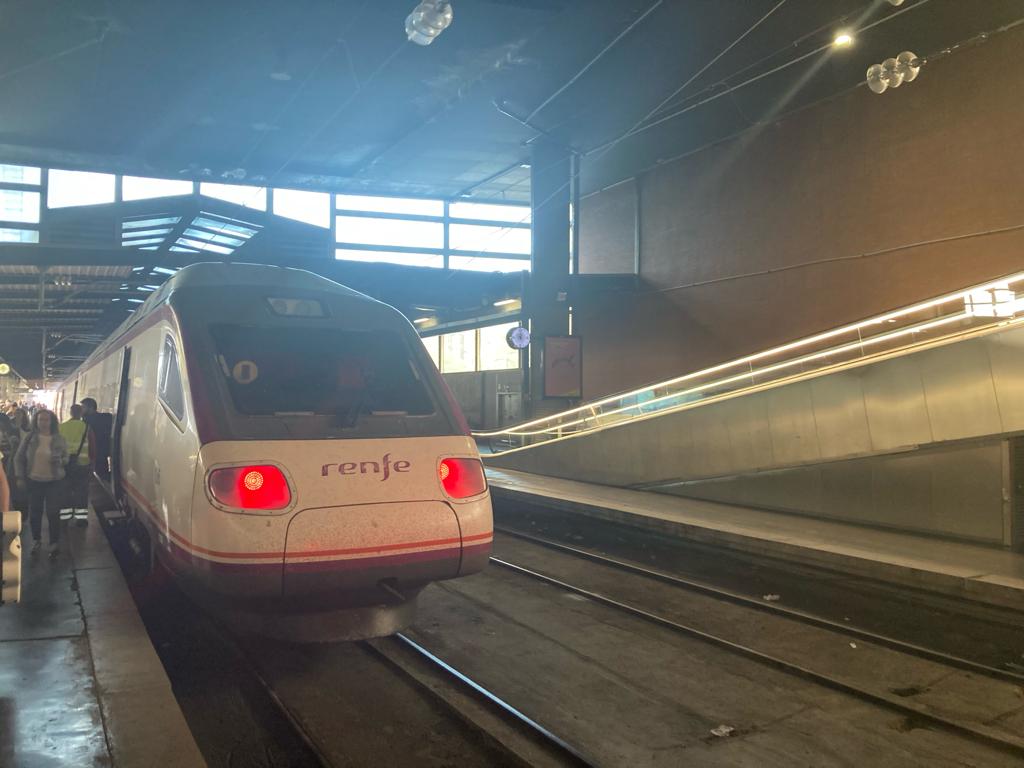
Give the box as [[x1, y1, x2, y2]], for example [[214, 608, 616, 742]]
[[111, 347, 131, 504]]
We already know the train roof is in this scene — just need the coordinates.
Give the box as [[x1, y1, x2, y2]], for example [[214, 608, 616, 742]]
[[63, 262, 383, 382], [163, 262, 369, 297]]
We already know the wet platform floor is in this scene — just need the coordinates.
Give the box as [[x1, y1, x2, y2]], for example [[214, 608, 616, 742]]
[[0, 513, 204, 768]]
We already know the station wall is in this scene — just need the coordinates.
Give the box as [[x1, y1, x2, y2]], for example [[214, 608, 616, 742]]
[[575, 25, 1024, 399]]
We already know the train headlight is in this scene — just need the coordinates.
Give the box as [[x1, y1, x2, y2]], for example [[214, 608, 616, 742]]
[[439, 458, 487, 499], [209, 465, 291, 510]]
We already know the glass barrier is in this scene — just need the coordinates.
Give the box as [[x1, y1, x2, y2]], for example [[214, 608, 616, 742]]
[[475, 271, 1024, 454]]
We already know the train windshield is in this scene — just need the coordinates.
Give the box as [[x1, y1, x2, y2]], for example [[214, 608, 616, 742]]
[[210, 324, 436, 421]]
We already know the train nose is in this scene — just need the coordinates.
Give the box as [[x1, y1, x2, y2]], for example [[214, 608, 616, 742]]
[[281, 501, 463, 606]]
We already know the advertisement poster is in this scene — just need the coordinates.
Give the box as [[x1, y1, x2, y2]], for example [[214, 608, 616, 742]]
[[544, 335, 582, 398]]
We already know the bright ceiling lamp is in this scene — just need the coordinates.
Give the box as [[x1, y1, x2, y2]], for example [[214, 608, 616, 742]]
[[832, 32, 853, 47], [406, 1, 453, 45]]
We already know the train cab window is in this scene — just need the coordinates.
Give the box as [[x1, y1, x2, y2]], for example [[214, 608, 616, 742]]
[[210, 325, 435, 421], [158, 335, 186, 423]]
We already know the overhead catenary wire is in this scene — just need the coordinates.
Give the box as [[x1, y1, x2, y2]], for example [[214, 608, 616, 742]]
[[589, 0, 934, 153], [524, 0, 665, 124], [458, 0, 945, 269], [453, 0, 793, 271]]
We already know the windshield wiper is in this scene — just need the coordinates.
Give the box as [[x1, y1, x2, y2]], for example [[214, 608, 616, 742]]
[[338, 394, 369, 429]]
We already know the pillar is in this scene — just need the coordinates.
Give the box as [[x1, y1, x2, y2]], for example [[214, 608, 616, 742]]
[[525, 139, 572, 417]]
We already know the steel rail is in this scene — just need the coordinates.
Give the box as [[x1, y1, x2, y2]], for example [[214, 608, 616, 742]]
[[391, 632, 598, 767], [203, 620, 334, 768], [495, 527, 1024, 685], [488, 554, 1024, 759]]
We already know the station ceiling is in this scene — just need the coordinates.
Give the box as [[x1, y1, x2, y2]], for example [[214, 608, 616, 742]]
[[1, 0, 1021, 386], [1, 0, 1020, 200]]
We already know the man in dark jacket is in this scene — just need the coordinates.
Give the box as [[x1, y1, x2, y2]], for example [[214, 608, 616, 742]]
[[80, 398, 112, 482]]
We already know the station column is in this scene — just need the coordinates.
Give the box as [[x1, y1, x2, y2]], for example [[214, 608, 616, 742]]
[[525, 139, 572, 418]]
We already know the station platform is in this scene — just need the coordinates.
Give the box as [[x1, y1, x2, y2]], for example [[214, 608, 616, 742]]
[[0, 513, 205, 768], [485, 468, 1024, 611]]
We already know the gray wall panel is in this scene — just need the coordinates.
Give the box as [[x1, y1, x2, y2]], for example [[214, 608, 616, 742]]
[[929, 446, 1004, 542], [719, 394, 774, 473], [918, 343, 1001, 441], [661, 442, 1006, 544], [810, 373, 873, 458], [862, 357, 932, 450], [986, 331, 1024, 432], [766, 383, 821, 465], [871, 453, 933, 530], [688, 405, 734, 478], [820, 460, 873, 522]]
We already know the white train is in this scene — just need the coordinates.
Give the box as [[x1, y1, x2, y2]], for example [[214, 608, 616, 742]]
[[57, 262, 492, 640]]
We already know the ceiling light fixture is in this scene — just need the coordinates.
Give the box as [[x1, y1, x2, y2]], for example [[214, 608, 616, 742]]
[[405, 1, 453, 46], [493, 298, 520, 307], [866, 51, 921, 94], [414, 317, 432, 324], [832, 32, 853, 47]]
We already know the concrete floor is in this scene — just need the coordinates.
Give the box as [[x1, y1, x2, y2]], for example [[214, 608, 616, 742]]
[[0, 515, 204, 768]]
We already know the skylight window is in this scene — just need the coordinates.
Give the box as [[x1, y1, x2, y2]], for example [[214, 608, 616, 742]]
[[182, 228, 245, 247], [336, 215, 444, 249], [0, 190, 40, 223], [200, 182, 267, 211], [448, 256, 531, 273], [48, 170, 115, 208], [336, 194, 443, 217], [123, 176, 193, 201], [123, 216, 181, 229], [273, 188, 330, 228], [449, 201, 530, 224], [0, 227, 39, 243], [449, 223, 531, 254], [0, 165, 41, 185], [121, 228, 173, 238], [335, 249, 444, 268], [121, 237, 165, 247], [192, 216, 259, 238], [175, 238, 233, 255]]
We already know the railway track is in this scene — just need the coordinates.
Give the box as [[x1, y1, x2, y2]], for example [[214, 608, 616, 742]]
[[219, 617, 595, 768], [495, 526, 1024, 686], [373, 633, 597, 767], [217, 626, 597, 768], [488, 527, 1024, 759]]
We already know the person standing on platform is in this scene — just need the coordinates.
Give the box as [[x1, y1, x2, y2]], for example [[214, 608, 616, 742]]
[[8, 408, 31, 516], [0, 461, 9, 516], [80, 398, 112, 483], [14, 409, 68, 558], [0, 413, 17, 482], [59, 404, 94, 527]]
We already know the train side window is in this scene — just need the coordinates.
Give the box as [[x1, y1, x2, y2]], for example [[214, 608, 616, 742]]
[[158, 335, 186, 424]]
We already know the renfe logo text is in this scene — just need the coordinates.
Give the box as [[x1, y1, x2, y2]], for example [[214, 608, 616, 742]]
[[321, 453, 410, 482]]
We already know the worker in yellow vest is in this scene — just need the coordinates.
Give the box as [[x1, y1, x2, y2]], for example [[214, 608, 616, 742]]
[[59, 404, 94, 526]]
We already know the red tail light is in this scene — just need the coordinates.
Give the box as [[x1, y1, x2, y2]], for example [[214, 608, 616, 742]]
[[209, 465, 291, 510], [439, 458, 487, 499]]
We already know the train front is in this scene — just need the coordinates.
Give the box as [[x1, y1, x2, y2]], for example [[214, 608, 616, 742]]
[[172, 277, 492, 641]]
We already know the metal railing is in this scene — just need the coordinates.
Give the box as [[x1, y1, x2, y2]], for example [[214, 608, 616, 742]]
[[475, 271, 1024, 455]]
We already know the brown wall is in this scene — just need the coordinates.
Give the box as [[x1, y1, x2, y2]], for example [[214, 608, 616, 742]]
[[576, 27, 1024, 399]]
